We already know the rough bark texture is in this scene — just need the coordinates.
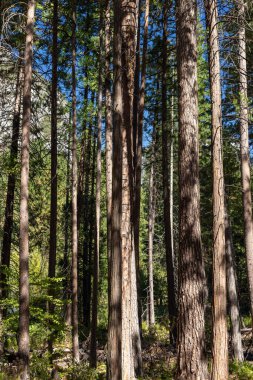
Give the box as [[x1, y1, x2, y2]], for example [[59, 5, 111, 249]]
[[225, 205, 244, 362], [176, 0, 208, 378], [237, 0, 253, 327], [121, 1, 142, 377], [107, 0, 122, 377], [105, 0, 113, 298], [18, 2, 36, 379], [48, 0, 58, 355], [161, 0, 177, 339], [90, 3, 103, 367], [205, 0, 228, 378], [71, 0, 79, 363]]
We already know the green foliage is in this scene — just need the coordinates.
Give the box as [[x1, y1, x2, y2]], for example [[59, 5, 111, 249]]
[[230, 362, 253, 380], [67, 363, 99, 380]]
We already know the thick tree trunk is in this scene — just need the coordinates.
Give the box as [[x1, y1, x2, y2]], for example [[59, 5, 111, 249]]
[[205, 0, 228, 378], [71, 0, 79, 363], [107, 0, 123, 377], [225, 204, 244, 362], [105, 0, 113, 299], [161, 0, 177, 340], [176, 0, 208, 378], [237, 0, 253, 327], [48, 0, 58, 355], [90, 3, 103, 367], [18, 2, 36, 379], [121, 1, 142, 378], [148, 124, 156, 326]]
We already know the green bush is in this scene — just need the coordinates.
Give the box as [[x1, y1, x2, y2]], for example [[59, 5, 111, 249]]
[[230, 361, 253, 380]]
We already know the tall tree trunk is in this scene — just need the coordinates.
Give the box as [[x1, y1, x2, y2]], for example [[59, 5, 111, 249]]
[[148, 123, 156, 327], [237, 0, 253, 327], [225, 204, 244, 362], [134, 0, 150, 332], [0, 61, 22, 355], [48, 0, 58, 356], [176, 0, 208, 378], [205, 1, 228, 378], [107, 0, 123, 377], [63, 125, 71, 327], [161, 0, 176, 340], [105, 0, 113, 299], [121, 1, 142, 378], [18, 2, 36, 378], [71, 0, 79, 363], [90, 3, 103, 367], [82, 118, 93, 328]]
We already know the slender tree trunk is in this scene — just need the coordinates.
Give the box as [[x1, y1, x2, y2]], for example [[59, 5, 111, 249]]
[[18, 2, 36, 378], [107, 0, 123, 377], [63, 125, 71, 327], [71, 0, 79, 363], [148, 124, 156, 326], [237, 0, 253, 327], [48, 0, 58, 355], [176, 0, 208, 378], [90, 3, 103, 367], [205, 1, 228, 378], [105, 0, 113, 299], [225, 204, 244, 362], [161, 0, 176, 340], [0, 61, 22, 356], [82, 124, 92, 329]]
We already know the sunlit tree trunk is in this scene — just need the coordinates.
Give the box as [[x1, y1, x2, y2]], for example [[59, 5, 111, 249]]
[[205, 0, 228, 378], [18, 2, 36, 378], [176, 0, 208, 378], [71, 0, 79, 363], [237, 0, 253, 328]]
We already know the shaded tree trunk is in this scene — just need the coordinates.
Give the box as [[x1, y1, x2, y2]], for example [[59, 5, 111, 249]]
[[161, 0, 176, 340], [105, 0, 113, 299], [18, 2, 36, 378], [90, 2, 103, 367], [237, 0, 253, 328], [0, 60, 22, 355], [148, 123, 156, 327], [71, 0, 79, 363], [225, 204, 244, 362], [48, 0, 58, 356], [176, 0, 208, 378], [205, 0, 228, 378], [107, 0, 123, 377]]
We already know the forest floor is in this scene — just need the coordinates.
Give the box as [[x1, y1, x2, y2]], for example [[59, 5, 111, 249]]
[[1, 323, 253, 379]]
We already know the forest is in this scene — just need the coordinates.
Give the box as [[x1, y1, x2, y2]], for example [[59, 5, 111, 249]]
[[0, 0, 253, 379]]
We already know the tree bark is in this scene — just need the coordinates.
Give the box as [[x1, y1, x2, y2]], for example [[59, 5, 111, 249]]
[[205, 0, 228, 378], [48, 0, 58, 356], [225, 204, 244, 362], [161, 0, 177, 340], [18, 2, 36, 378], [107, 0, 123, 377], [105, 0, 113, 300], [0, 60, 22, 356], [237, 0, 253, 328], [176, 0, 208, 378], [71, 0, 79, 363], [148, 124, 156, 326], [90, 2, 103, 367]]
